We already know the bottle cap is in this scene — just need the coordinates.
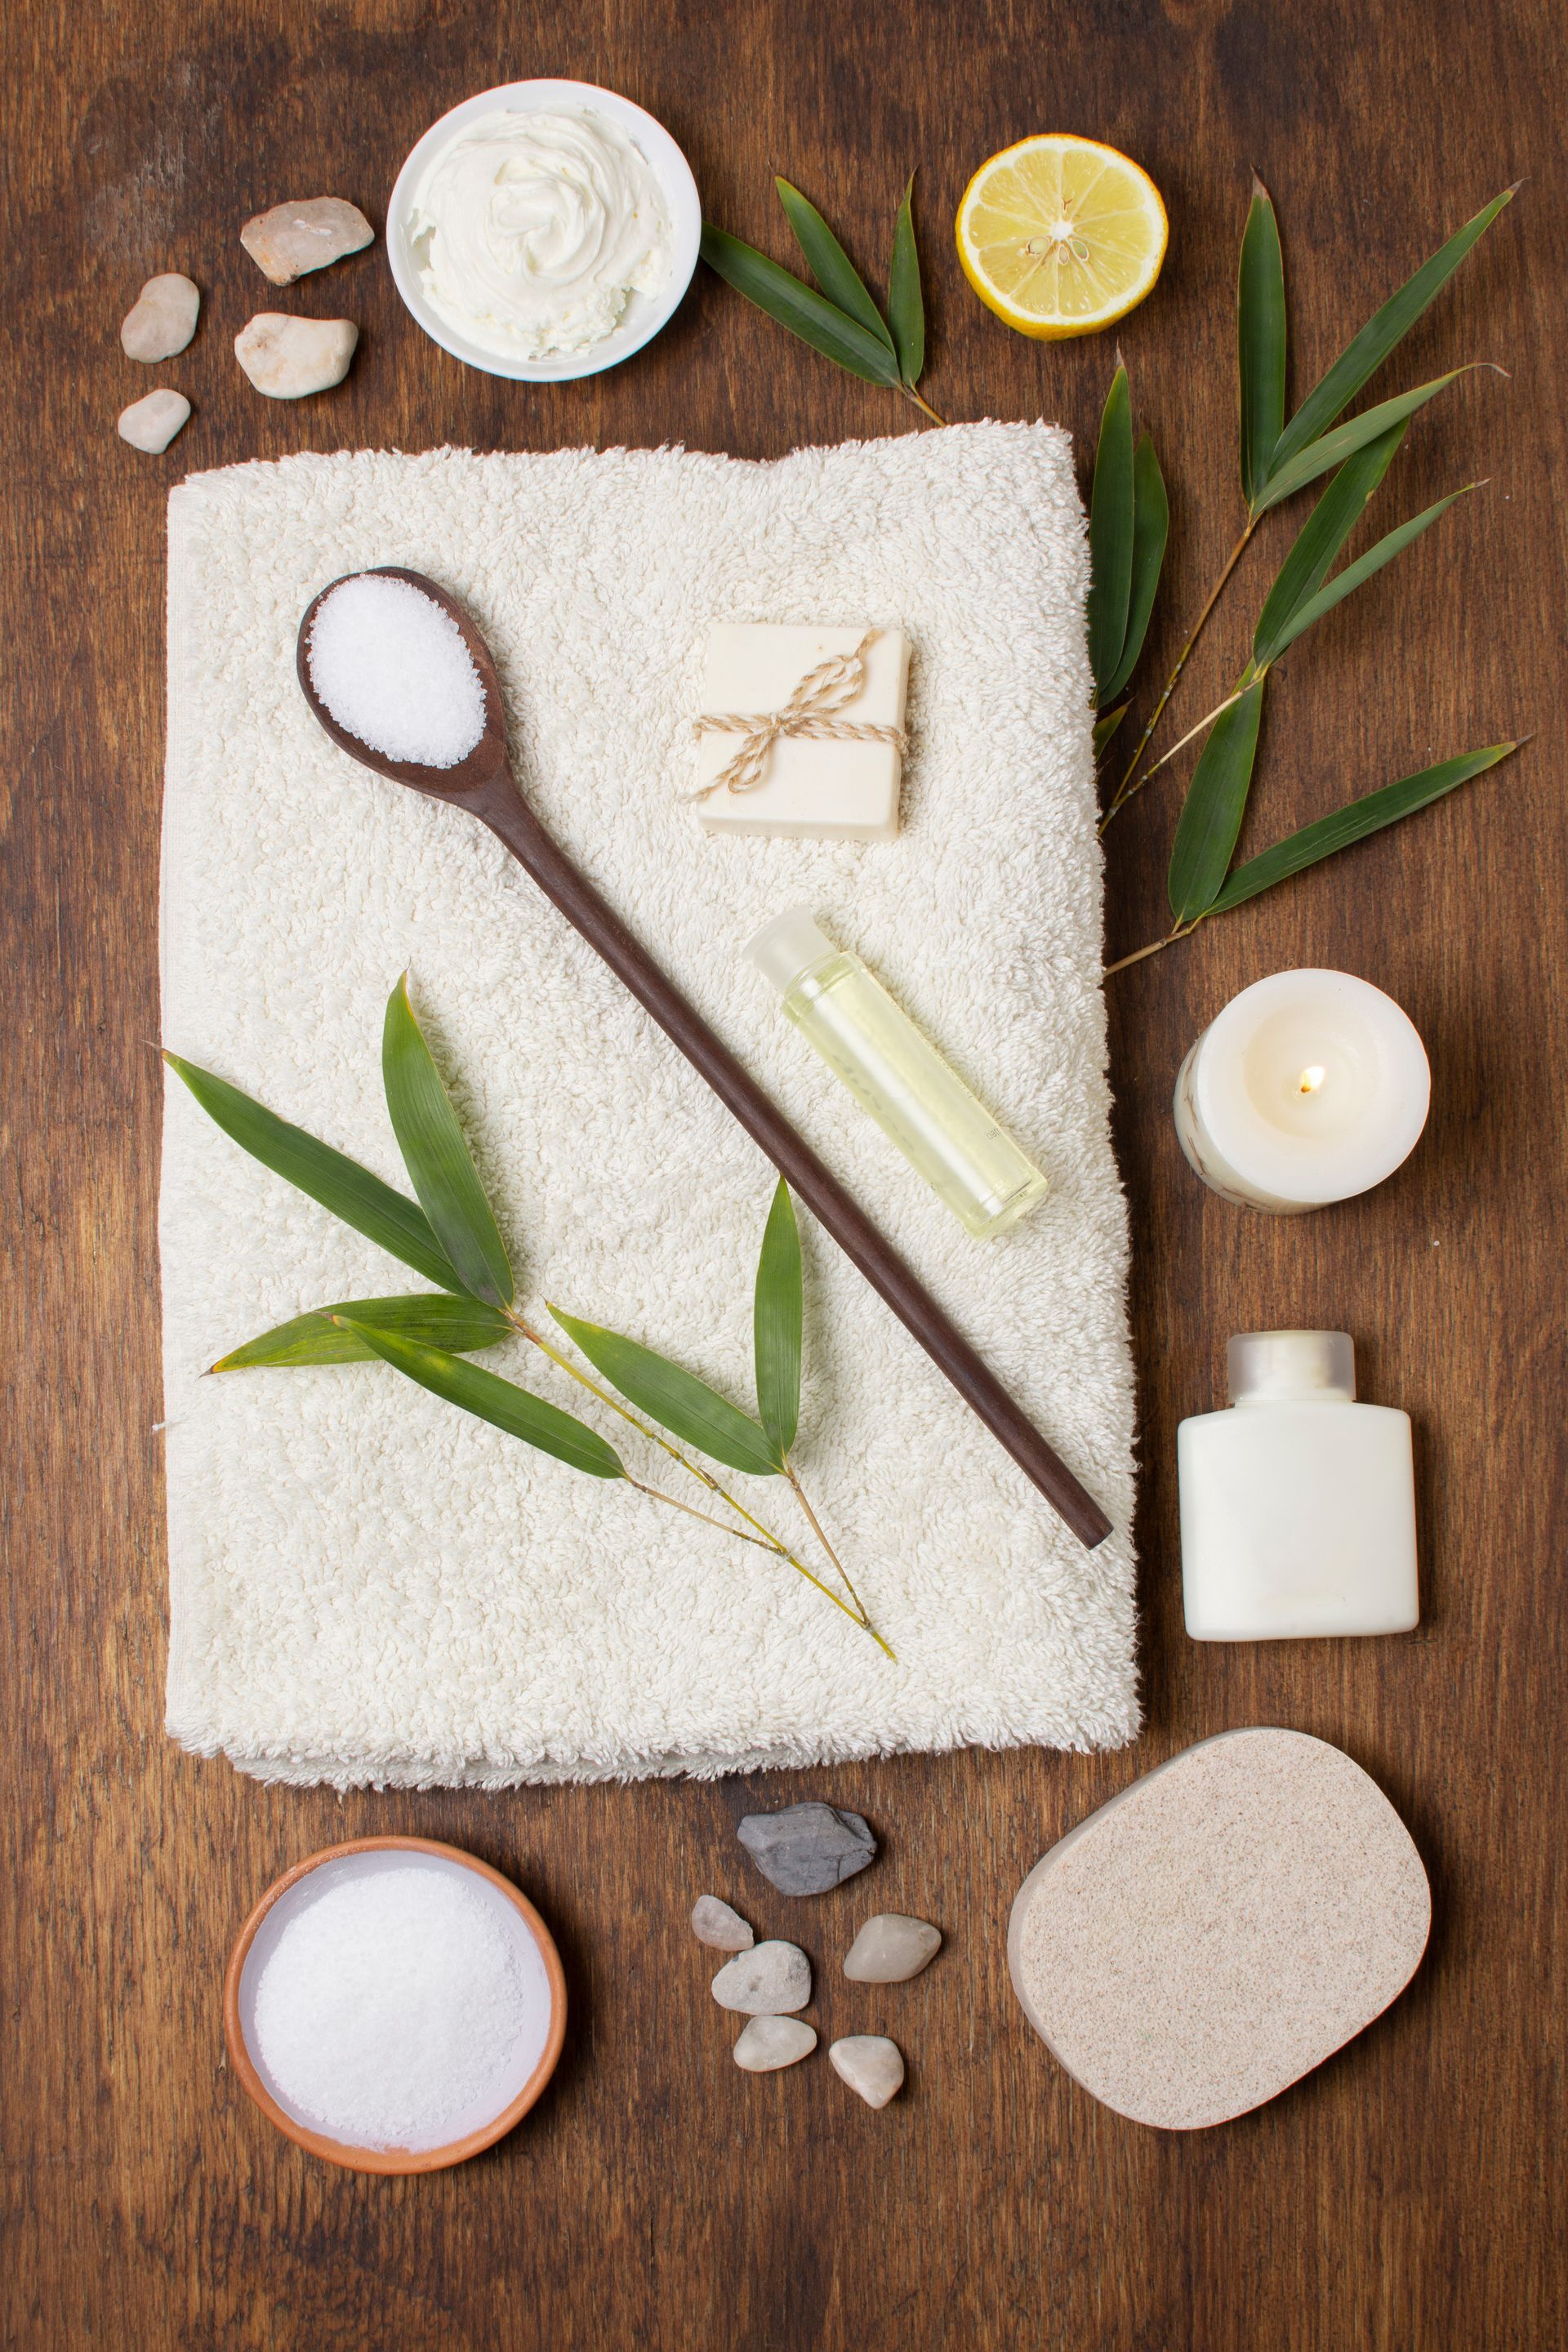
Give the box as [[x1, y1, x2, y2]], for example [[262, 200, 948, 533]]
[[744, 906, 835, 996], [1227, 1330, 1356, 1404]]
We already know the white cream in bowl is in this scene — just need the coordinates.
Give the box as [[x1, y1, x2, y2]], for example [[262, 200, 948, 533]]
[[408, 106, 674, 363]]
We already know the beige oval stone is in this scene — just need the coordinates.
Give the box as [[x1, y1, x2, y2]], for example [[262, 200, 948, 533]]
[[828, 2034, 904, 2109], [117, 387, 191, 453], [1008, 1728, 1431, 2131], [242, 197, 374, 285], [120, 273, 200, 362], [842, 1913, 942, 1983], [234, 314, 358, 400], [733, 2016, 816, 2073], [710, 1940, 810, 2016], [691, 1895, 754, 1952]]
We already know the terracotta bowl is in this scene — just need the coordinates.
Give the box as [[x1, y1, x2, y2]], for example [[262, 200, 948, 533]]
[[223, 1835, 567, 2174]]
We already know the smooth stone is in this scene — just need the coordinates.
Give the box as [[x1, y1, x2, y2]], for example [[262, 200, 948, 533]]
[[691, 1895, 755, 1952], [843, 1913, 942, 1984], [241, 196, 374, 284], [733, 2016, 817, 2073], [829, 2034, 905, 2109], [234, 314, 358, 399], [120, 273, 199, 362], [117, 388, 191, 453], [737, 1802, 876, 1896], [710, 1940, 811, 2016]]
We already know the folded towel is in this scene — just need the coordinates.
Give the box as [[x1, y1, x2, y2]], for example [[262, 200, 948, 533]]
[[160, 423, 1138, 1787]]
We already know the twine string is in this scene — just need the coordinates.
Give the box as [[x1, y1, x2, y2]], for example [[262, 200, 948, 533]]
[[687, 628, 906, 800]]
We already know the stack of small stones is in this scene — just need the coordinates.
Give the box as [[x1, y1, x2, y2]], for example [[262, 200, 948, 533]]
[[116, 195, 372, 456], [692, 1802, 942, 2110]]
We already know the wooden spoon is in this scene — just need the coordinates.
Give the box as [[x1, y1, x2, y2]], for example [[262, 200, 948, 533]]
[[296, 568, 1111, 1549]]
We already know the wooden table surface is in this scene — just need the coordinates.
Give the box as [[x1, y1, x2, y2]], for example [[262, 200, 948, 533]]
[[5, 2, 1564, 2345]]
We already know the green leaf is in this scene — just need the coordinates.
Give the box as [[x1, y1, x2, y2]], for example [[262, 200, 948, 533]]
[[1252, 368, 1476, 514], [1086, 365, 1135, 696], [339, 1321, 625, 1479], [701, 225, 904, 388], [1167, 675, 1267, 924], [773, 177, 895, 352], [887, 174, 925, 385], [753, 1181, 803, 1459], [1252, 421, 1408, 666], [163, 1053, 465, 1294], [1093, 704, 1129, 758], [1205, 743, 1518, 917], [212, 1294, 512, 1370], [1258, 483, 1481, 666], [381, 976, 514, 1310], [1267, 187, 1515, 481], [1237, 177, 1287, 508], [548, 1306, 783, 1478], [1102, 431, 1169, 705]]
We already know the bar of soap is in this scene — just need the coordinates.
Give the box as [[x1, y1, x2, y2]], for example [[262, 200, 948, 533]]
[[693, 623, 910, 842], [1007, 1729, 1430, 2130]]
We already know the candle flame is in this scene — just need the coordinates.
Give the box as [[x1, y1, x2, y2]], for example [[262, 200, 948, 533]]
[[1296, 1064, 1327, 1096]]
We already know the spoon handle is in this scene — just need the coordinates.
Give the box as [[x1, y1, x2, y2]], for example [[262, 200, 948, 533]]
[[474, 770, 1111, 1551]]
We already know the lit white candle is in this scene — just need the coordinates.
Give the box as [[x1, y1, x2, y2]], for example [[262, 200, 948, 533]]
[[1173, 969, 1430, 1213]]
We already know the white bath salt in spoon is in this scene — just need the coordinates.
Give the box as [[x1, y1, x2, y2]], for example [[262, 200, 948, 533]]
[[252, 1864, 552, 2149], [306, 572, 488, 768]]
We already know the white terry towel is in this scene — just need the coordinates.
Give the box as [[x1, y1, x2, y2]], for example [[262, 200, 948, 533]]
[[159, 424, 1138, 1787]]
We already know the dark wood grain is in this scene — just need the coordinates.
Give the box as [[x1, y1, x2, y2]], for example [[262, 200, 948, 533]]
[[2, 2, 1564, 2348]]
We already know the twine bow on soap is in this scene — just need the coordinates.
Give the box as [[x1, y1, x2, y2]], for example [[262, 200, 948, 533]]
[[688, 629, 907, 800]]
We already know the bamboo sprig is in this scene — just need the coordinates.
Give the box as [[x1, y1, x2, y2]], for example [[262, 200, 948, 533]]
[[164, 978, 892, 1657], [702, 172, 943, 425], [1100, 179, 1516, 822]]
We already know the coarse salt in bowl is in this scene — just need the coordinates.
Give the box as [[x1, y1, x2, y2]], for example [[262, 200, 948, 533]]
[[225, 1838, 567, 2173], [386, 79, 702, 383]]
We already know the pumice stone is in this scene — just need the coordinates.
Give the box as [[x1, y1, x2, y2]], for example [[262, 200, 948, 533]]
[[1008, 1727, 1431, 2131]]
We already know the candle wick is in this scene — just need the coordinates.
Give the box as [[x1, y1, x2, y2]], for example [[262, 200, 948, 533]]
[[1296, 1065, 1326, 1096]]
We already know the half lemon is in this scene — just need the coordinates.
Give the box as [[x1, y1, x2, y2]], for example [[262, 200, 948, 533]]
[[956, 135, 1167, 339]]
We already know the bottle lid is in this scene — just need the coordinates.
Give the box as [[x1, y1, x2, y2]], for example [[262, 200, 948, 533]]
[[1227, 1330, 1356, 1404], [744, 906, 835, 996]]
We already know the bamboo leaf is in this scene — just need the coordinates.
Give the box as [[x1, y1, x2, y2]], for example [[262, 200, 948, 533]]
[[1238, 177, 1287, 508], [381, 975, 514, 1310], [1252, 421, 1408, 666], [339, 1321, 626, 1479], [1266, 187, 1515, 481], [753, 1180, 803, 1459], [1259, 483, 1481, 665], [548, 1306, 783, 1478], [700, 225, 904, 387], [1204, 743, 1518, 916], [887, 174, 925, 385], [1167, 675, 1267, 924], [212, 1294, 512, 1370], [1252, 367, 1478, 514], [1086, 365, 1135, 696], [163, 1053, 466, 1294], [774, 177, 895, 350], [1102, 431, 1169, 705], [1093, 704, 1129, 758]]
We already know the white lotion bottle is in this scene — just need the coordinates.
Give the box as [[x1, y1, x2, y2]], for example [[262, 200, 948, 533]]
[[744, 907, 1049, 1241], [1178, 1331, 1419, 1640]]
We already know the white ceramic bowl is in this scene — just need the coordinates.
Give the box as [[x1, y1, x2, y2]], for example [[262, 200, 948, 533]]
[[385, 78, 702, 382]]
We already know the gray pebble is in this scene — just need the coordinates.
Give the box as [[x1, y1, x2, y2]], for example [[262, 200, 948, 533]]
[[737, 1801, 876, 1895]]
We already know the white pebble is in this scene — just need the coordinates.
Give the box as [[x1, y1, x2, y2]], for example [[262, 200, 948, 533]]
[[307, 573, 487, 769], [710, 1940, 811, 2016], [842, 1913, 942, 1983], [829, 2034, 905, 2109], [691, 1895, 755, 1951], [118, 388, 191, 453], [120, 273, 200, 362], [733, 2016, 817, 2072], [243, 196, 374, 284], [235, 312, 358, 399]]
